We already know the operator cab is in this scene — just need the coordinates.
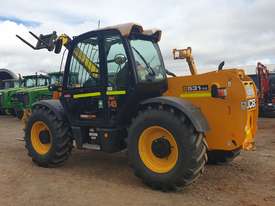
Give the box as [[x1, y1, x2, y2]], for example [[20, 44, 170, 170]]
[[61, 24, 167, 127]]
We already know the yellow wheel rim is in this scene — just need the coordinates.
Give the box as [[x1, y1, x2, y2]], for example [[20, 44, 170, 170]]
[[138, 126, 179, 173], [31, 121, 52, 155]]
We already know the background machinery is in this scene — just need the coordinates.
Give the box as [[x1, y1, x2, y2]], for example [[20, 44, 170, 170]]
[[12, 74, 50, 119], [16, 23, 258, 191], [14, 72, 63, 120], [249, 62, 275, 117], [0, 79, 21, 115]]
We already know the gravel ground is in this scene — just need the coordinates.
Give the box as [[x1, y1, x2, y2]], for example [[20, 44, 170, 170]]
[[0, 115, 274, 206]]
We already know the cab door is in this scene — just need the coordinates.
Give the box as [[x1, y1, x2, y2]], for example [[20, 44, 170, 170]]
[[61, 34, 106, 126], [103, 32, 135, 126]]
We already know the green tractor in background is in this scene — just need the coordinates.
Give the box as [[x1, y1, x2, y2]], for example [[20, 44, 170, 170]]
[[12, 72, 62, 119], [0, 79, 21, 115]]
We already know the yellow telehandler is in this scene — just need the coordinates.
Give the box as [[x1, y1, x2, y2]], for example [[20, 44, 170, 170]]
[[16, 23, 257, 191]]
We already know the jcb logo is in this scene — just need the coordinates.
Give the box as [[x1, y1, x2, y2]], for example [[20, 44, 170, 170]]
[[247, 99, 256, 109]]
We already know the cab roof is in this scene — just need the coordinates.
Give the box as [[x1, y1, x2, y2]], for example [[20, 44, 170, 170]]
[[23, 74, 49, 78], [99, 23, 162, 42]]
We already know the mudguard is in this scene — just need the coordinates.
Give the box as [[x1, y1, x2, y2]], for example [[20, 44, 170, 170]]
[[32, 99, 66, 121], [141, 96, 209, 133]]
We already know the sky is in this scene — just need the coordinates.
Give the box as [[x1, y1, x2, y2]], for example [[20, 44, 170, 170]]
[[0, 0, 274, 76]]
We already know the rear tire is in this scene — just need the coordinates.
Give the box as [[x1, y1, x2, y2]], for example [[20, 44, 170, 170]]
[[128, 107, 207, 191], [24, 106, 72, 167], [207, 148, 241, 165]]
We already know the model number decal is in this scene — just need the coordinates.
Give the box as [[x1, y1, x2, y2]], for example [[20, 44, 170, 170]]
[[247, 99, 256, 109], [183, 85, 208, 92]]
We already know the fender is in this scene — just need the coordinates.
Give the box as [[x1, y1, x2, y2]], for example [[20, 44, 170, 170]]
[[32, 99, 66, 121], [141, 96, 209, 132]]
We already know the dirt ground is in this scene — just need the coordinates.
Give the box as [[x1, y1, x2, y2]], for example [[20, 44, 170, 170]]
[[0, 116, 274, 206]]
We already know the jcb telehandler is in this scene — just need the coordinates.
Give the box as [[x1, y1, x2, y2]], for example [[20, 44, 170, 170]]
[[17, 23, 258, 191]]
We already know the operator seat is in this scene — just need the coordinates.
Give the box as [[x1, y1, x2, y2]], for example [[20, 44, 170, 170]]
[[115, 62, 129, 89]]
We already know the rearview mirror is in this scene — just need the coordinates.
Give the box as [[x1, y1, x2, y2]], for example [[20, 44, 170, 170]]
[[54, 39, 63, 54], [114, 54, 127, 65]]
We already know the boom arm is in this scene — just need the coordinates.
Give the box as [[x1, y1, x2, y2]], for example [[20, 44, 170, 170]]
[[16, 32, 99, 78], [173, 47, 198, 75]]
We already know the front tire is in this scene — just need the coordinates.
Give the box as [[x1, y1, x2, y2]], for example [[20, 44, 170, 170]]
[[24, 106, 72, 167], [128, 107, 207, 191]]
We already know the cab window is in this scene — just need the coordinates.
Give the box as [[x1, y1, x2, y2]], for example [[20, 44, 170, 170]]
[[25, 78, 36, 87], [130, 39, 165, 82], [105, 35, 128, 89], [68, 36, 100, 88], [37, 77, 48, 86]]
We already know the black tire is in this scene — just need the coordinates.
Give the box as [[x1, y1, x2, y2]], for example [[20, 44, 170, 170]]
[[128, 107, 207, 191], [24, 106, 73, 167], [207, 148, 241, 165]]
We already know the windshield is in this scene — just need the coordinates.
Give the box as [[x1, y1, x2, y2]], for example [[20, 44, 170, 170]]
[[3, 80, 19, 89], [13, 81, 20, 88], [4, 81, 12, 89], [24, 78, 36, 87], [130, 39, 165, 82], [37, 78, 48, 86]]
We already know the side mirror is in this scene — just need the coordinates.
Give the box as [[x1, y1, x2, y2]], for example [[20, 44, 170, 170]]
[[54, 39, 63, 54], [114, 54, 127, 65], [218, 61, 225, 71], [48, 84, 62, 92]]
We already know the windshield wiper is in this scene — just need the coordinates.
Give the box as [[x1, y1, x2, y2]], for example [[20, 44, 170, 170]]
[[132, 46, 156, 76]]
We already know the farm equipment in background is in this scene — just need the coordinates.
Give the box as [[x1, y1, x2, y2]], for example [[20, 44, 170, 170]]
[[12, 74, 50, 119], [0, 79, 21, 115], [19, 71, 63, 121], [270, 73, 275, 104], [16, 23, 258, 191], [249, 62, 275, 117]]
